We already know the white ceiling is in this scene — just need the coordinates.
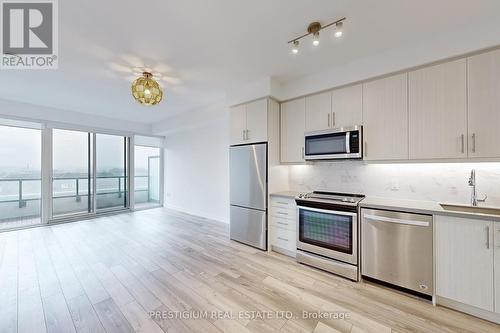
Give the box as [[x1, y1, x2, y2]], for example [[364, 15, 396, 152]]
[[1, 0, 500, 124]]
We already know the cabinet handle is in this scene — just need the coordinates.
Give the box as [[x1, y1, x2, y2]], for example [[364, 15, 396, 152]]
[[277, 212, 288, 215], [277, 237, 289, 242], [486, 226, 490, 249], [327, 114, 331, 127], [302, 147, 305, 159], [242, 130, 245, 140], [277, 222, 288, 226], [332, 112, 336, 127], [472, 133, 476, 153], [245, 129, 250, 140], [364, 142, 367, 157], [461, 134, 465, 153], [276, 202, 288, 205]]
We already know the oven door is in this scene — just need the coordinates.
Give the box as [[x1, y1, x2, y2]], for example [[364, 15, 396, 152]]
[[297, 206, 357, 265]]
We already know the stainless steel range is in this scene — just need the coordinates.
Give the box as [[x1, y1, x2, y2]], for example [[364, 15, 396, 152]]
[[295, 191, 365, 281]]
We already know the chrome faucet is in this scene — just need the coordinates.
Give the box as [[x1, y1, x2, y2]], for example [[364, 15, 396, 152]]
[[468, 169, 487, 206]]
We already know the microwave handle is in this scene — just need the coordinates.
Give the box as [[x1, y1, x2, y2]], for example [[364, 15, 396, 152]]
[[346, 131, 350, 154]]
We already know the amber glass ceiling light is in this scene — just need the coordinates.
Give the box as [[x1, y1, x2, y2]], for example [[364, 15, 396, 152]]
[[131, 72, 163, 106]]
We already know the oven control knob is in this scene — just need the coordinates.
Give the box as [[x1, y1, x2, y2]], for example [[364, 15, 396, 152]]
[[342, 198, 348, 202], [349, 198, 355, 203]]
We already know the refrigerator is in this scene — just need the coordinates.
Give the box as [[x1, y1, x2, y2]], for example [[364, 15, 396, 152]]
[[229, 143, 267, 250]]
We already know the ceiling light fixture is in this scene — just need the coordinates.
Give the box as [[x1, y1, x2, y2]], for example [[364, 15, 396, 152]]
[[287, 17, 346, 54], [131, 72, 163, 106]]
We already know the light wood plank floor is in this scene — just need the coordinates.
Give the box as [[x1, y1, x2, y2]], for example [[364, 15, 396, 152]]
[[0, 208, 498, 333]]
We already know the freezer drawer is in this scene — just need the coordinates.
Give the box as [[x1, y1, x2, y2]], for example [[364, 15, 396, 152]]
[[361, 208, 433, 295], [230, 205, 267, 250]]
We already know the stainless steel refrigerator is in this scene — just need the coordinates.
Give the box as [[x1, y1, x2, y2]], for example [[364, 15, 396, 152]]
[[229, 143, 267, 250]]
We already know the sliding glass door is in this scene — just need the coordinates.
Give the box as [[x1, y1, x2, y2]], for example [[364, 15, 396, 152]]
[[52, 129, 93, 217], [134, 145, 161, 209], [95, 134, 128, 211], [0, 124, 41, 230], [51, 129, 129, 220]]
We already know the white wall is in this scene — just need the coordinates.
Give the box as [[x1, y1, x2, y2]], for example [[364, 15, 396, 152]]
[[288, 162, 500, 206], [0, 98, 152, 134], [154, 102, 230, 223]]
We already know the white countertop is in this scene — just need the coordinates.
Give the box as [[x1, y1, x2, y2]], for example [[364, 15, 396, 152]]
[[360, 196, 500, 222], [270, 191, 300, 199]]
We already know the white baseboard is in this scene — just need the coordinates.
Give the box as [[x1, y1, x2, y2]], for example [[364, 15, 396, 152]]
[[164, 203, 229, 224], [436, 296, 500, 324]]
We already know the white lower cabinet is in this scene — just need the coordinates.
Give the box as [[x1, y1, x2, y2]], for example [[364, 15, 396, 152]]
[[496, 223, 500, 314], [269, 196, 297, 257], [435, 215, 495, 312]]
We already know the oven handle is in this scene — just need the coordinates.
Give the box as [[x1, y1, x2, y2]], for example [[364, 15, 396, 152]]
[[297, 206, 358, 218], [363, 214, 429, 227]]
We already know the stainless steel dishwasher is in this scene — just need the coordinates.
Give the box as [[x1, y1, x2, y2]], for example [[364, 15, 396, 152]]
[[361, 208, 433, 296]]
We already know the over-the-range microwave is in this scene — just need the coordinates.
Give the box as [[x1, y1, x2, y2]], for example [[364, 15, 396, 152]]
[[304, 125, 363, 160]]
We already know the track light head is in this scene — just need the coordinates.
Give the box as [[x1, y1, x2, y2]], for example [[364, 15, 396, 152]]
[[312, 32, 320, 46], [291, 40, 299, 54], [335, 21, 343, 38]]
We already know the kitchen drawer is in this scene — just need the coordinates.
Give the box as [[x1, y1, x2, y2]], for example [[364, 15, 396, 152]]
[[270, 206, 297, 220], [270, 216, 296, 231], [270, 197, 296, 209], [270, 226, 296, 252]]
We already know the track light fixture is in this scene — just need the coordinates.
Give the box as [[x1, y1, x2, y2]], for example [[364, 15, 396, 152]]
[[287, 17, 346, 54]]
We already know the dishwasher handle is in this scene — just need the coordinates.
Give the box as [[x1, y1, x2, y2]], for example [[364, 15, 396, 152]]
[[363, 214, 430, 227]]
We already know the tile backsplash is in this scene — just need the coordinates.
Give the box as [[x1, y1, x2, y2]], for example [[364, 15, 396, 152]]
[[288, 161, 500, 205]]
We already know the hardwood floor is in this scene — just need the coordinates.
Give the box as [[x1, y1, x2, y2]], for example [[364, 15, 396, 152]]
[[0, 208, 498, 333]]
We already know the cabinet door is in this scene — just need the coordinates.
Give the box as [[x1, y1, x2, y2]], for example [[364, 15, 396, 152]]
[[468, 49, 500, 158], [230, 104, 246, 145], [332, 84, 363, 128], [245, 98, 268, 143], [436, 215, 494, 311], [363, 74, 408, 160], [305, 92, 331, 131], [409, 59, 467, 159], [495, 223, 500, 314], [281, 98, 306, 163]]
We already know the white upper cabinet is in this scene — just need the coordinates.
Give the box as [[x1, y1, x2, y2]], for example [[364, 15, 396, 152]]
[[230, 104, 246, 145], [281, 98, 306, 163], [363, 74, 408, 160], [468, 49, 500, 158], [229, 98, 268, 145], [245, 99, 268, 143], [408, 59, 467, 159], [332, 84, 363, 128], [435, 215, 494, 312], [305, 92, 331, 132]]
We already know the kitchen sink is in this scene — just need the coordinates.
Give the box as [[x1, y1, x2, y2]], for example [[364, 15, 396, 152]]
[[440, 203, 500, 216]]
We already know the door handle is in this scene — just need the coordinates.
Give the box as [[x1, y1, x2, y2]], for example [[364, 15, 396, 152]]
[[472, 133, 476, 153], [364, 214, 430, 227], [461, 134, 465, 153], [486, 226, 490, 249]]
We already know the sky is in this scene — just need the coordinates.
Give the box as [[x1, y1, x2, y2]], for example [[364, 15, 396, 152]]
[[0, 125, 160, 176]]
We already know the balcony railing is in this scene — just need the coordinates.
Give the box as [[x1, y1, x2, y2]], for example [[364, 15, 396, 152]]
[[0, 175, 158, 221]]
